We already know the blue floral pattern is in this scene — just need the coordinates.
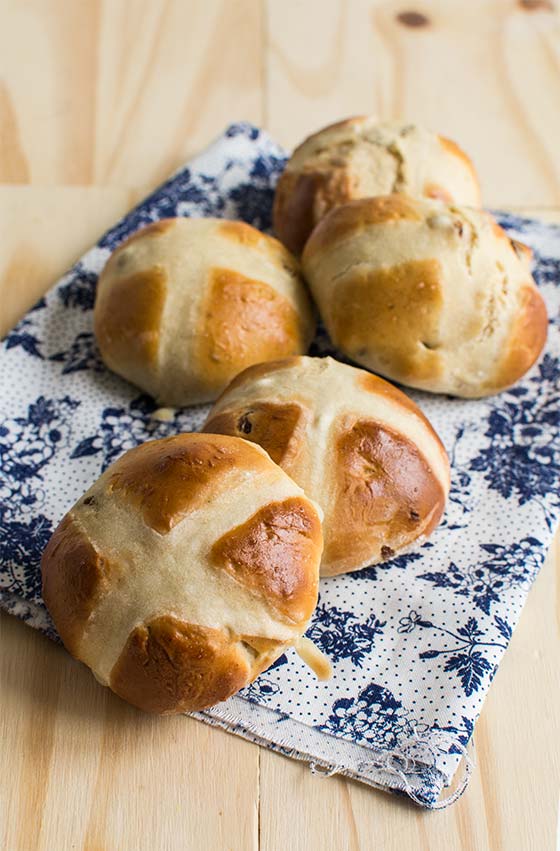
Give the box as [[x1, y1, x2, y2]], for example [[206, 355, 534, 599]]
[[306, 603, 386, 666], [50, 332, 104, 375], [419, 536, 544, 614], [241, 677, 281, 705], [469, 356, 560, 529], [0, 395, 80, 509], [323, 682, 428, 749], [57, 262, 98, 311], [5, 317, 45, 360], [0, 395, 80, 602], [348, 549, 427, 582], [1, 125, 559, 809], [399, 612, 508, 697]]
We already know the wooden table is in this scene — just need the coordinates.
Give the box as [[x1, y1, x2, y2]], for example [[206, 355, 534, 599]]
[[1, 2, 559, 848]]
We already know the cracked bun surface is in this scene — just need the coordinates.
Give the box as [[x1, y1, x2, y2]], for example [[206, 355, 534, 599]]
[[41, 433, 324, 714], [302, 197, 547, 398], [273, 118, 481, 254], [203, 357, 450, 577], [94, 217, 315, 406]]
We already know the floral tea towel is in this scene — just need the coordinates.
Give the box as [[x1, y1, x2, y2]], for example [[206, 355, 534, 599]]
[[1, 123, 559, 808]]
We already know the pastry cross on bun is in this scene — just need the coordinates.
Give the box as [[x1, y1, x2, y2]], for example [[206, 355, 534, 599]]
[[203, 356, 450, 577], [94, 217, 315, 406], [273, 117, 481, 254], [41, 434, 326, 715], [302, 197, 548, 398]]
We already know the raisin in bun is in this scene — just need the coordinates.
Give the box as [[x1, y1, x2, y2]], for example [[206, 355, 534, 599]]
[[302, 197, 547, 398], [203, 357, 450, 577], [41, 433, 327, 715], [94, 217, 315, 406], [273, 118, 481, 254]]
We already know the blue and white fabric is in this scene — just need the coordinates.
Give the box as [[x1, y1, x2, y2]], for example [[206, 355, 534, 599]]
[[1, 124, 558, 807]]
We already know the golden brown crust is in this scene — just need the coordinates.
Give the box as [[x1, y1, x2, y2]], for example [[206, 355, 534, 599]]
[[211, 497, 321, 624], [196, 268, 304, 392], [94, 266, 167, 369], [94, 217, 312, 407], [303, 198, 543, 397], [331, 259, 444, 383], [201, 356, 449, 576], [275, 124, 481, 255], [324, 419, 446, 575], [41, 431, 324, 711], [357, 371, 447, 451], [274, 168, 354, 256], [303, 196, 422, 259], [107, 434, 269, 535], [110, 615, 251, 714], [491, 284, 548, 392], [204, 401, 304, 467], [273, 117, 370, 255], [41, 514, 112, 655]]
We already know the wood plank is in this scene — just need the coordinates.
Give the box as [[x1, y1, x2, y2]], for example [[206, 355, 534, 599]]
[[0, 186, 137, 335], [0, 613, 259, 851], [0, 0, 263, 192], [265, 0, 560, 207]]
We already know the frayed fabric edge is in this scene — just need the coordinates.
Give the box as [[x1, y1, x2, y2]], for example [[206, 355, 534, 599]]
[[193, 698, 474, 809]]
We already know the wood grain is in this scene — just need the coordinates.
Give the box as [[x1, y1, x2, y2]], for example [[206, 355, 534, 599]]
[[0, 0, 263, 192], [0, 612, 259, 851], [266, 0, 560, 207], [0, 1, 559, 848], [0, 187, 138, 335]]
